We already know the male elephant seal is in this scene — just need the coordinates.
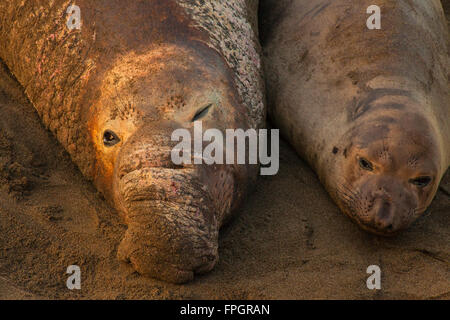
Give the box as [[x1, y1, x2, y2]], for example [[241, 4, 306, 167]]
[[261, 0, 449, 235], [0, 0, 264, 283]]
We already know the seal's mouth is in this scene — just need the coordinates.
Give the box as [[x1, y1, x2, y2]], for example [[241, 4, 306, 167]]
[[350, 215, 403, 237], [361, 205, 429, 236], [334, 185, 421, 236], [112, 157, 239, 282], [338, 205, 403, 237], [340, 199, 426, 236]]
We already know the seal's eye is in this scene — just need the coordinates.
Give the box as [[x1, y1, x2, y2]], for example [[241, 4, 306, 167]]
[[410, 176, 432, 188], [192, 104, 212, 122], [103, 130, 120, 147], [359, 158, 374, 171]]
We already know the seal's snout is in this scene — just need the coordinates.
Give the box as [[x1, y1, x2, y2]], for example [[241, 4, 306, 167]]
[[372, 198, 395, 231], [112, 127, 220, 283], [374, 199, 394, 230], [355, 177, 419, 235]]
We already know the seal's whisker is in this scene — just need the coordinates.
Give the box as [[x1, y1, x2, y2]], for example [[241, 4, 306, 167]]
[[337, 183, 360, 201], [336, 186, 360, 210], [343, 180, 362, 197], [338, 190, 358, 204], [335, 185, 355, 199]]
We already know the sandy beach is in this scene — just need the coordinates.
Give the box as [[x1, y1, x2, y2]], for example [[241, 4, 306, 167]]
[[0, 1, 448, 300]]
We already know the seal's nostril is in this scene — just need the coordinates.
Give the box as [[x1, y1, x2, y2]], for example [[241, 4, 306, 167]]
[[373, 199, 395, 230], [378, 201, 391, 220]]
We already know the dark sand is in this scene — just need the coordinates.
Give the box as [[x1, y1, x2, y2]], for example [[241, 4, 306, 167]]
[[0, 2, 448, 300]]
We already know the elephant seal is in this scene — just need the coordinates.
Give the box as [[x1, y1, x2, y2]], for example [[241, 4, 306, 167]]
[[0, 0, 264, 283], [261, 0, 449, 235]]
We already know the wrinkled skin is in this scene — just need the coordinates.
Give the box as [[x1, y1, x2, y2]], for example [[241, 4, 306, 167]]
[[0, 0, 263, 283], [89, 44, 254, 282], [261, 0, 449, 235]]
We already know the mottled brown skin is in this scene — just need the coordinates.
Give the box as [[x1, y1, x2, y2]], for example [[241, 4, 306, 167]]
[[0, 1, 261, 283], [261, 0, 449, 235]]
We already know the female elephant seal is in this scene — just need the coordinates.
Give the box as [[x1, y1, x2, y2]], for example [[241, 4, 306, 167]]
[[0, 0, 264, 283], [261, 0, 449, 235]]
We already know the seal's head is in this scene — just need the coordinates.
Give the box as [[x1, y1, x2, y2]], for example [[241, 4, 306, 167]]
[[88, 43, 253, 283], [332, 98, 443, 236]]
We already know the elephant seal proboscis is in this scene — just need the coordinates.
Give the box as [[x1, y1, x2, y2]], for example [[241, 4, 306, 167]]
[[261, 0, 449, 235], [0, 0, 264, 283]]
